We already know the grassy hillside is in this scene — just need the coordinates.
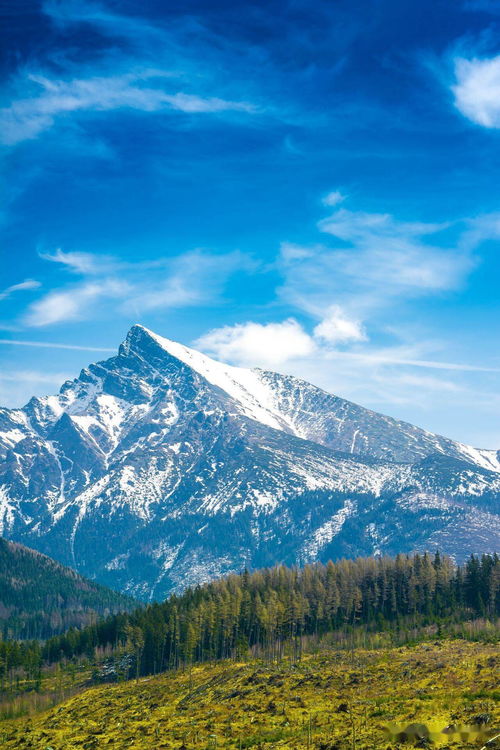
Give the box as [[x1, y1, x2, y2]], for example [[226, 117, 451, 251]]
[[1, 639, 498, 749], [0, 538, 137, 639]]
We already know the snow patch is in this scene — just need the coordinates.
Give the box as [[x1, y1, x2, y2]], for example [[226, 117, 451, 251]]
[[0, 429, 26, 446], [105, 552, 130, 571], [456, 444, 500, 473], [0, 487, 16, 536], [301, 499, 356, 562]]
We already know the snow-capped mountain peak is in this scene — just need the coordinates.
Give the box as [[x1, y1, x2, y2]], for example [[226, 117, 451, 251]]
[[121, 324, 295, 432]]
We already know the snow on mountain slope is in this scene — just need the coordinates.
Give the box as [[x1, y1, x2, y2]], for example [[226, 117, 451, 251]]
[[133, 328, 300, 433], [0, 323, 498, 599], [254, 370, 500, 469], [132, 327, 500, 471]]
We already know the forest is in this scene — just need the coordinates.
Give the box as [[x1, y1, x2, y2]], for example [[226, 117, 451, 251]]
[[31, 551, 500, 678], [0, 551, 498, 725], [0, 538, 136, 641]]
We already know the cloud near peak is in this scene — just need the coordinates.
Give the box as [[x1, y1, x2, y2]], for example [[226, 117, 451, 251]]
[[195, 319, 316, 369], [195, 306, 367, 370], [22, 248, 254, 327], [313, 305, 366, 344]]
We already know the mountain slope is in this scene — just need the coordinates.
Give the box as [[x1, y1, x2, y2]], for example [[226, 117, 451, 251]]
[[0, 324, 498, 599], [0, 537, 136, 639]]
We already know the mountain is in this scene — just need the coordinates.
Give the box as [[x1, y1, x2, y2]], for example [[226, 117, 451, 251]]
[[0, 324, 498, 600], [0, 537, 136, 639]]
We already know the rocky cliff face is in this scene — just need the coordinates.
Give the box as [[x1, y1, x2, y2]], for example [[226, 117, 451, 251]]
[[0, 325, 498, 600]]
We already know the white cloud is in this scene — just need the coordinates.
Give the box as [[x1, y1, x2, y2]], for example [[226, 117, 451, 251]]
[[278, 207, 474, 328], [322, 190, 346, 207], [39, 248, 117, 275], [195, 319, 316, 368], [452, 55, 500, 128], [0, 279, 41, 302], [0, 71, 256, 145], [313, 305, 366, 344], [23, 280, 129, 327], [22, 248, 253, 327], [196, 316, 498, 374]]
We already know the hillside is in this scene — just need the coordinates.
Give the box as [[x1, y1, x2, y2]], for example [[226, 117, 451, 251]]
[[0, 538, 136, 639], [0, 324, 499, 599], [1, 640, 499, 749]]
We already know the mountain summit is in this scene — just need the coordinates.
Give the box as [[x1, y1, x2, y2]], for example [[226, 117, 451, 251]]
[[0, 324, 499, 599]]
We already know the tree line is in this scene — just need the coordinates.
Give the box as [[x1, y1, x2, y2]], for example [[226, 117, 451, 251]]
[[33, 552, 499, 679], [0, 552, 497, 687]]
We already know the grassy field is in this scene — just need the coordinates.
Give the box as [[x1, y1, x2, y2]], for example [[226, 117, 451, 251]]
[[0, 639, 498, 749]]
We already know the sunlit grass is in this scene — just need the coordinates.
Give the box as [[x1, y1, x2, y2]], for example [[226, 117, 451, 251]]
[[0, 638, 498, 748]]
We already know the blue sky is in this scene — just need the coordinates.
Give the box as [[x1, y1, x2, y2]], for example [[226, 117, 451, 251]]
[[1, 0, 500, 448]]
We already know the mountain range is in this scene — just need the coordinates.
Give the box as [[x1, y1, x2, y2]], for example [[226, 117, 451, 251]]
[[0, 324, 498, 600]]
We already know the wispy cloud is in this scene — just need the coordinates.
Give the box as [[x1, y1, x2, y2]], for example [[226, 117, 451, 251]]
[[278, 201, 476, 331], [451, 54, 500, 128], [319, 349, 500, 373], [39, 248, 118, 274], [21, 248, 254, 327], [23, 279, 130, 327], [0, 71, 256, 146], [317, 208, 465, 293], [42, 0, 163, 41], [122, 250, 254, 314], [0, 0, 264, 148], [0, 339, 114, 352], [0, 279, 41, 302]]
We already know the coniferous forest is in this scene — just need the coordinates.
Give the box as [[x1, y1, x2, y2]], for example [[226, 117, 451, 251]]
[[34, 551, 499, 678], [0, 538, 136, 640]]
